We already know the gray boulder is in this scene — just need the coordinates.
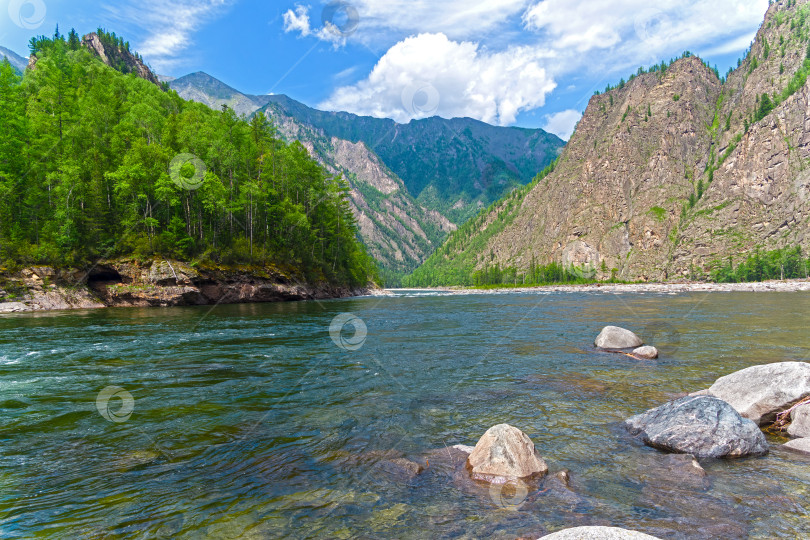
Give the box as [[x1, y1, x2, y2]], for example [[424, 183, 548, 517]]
[[625, 396, 768, 458], [708, 362, 810, 425], [633, 346, 659, 359], [595, 326, 643, 349], [539, 526, 662, 539], [466, 424, 548, 483], [783, 438, 810, 454], [787, 404, 810, 438]]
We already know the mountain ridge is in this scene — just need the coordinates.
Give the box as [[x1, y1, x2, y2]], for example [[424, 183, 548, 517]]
[[169, 71, 563, 282], [407, 0, 810, 285]]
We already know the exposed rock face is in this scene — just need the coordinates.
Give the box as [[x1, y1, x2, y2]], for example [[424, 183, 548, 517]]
[[595, 326, 643, 349], [81, 33, 161, 87], [633, 346, 659, 359], [466, 424, 548, 483], [539, 526, 662, 539], [787, 404, 810, 438], [625, 396, 769, 458], [0, 259, 369, 313], [707, 362, 810, 425], [422, 1, 810, 282]]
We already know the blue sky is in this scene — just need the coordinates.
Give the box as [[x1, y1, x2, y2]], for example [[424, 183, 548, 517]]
[[1, 0, 770, 138]]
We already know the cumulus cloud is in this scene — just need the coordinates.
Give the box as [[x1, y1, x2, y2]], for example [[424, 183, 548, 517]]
[[319, 33, 556, 126], [542, 109, 582, 140]]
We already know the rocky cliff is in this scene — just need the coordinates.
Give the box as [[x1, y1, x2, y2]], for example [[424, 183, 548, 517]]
[[415, 0, 810, 283], [0, 260, 369, 313]]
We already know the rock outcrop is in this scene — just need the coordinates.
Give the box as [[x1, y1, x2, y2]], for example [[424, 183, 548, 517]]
[[0, 259, 369, 313], [466, 424, 548, 483], [707, 362, 810, 425], [625, 396, 769, 458], [82, 33, 161, 87], [595, 326, 643, 349]]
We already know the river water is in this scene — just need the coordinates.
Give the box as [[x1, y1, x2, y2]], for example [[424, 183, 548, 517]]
[[1, 291, 809, 539]]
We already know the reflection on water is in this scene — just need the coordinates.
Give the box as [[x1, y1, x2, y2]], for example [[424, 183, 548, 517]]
[[0, 291, 809, 538]]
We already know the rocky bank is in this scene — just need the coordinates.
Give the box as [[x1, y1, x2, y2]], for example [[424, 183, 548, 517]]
[[0, 259, 372, 313]]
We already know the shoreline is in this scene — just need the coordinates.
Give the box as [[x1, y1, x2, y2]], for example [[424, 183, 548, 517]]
[[0, 260, 375, 314], [391, 279, 810, 295]]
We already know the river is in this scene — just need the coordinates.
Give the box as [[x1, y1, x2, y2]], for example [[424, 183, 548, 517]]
[[1, 291, 809, 538]]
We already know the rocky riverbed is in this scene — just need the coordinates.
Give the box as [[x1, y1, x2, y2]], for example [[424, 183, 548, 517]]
[[400, 279, 810, 295], [0, 259, 373, 313]]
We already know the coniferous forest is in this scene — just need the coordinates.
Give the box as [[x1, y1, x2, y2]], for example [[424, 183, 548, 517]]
[[0, 30, 377, 286]]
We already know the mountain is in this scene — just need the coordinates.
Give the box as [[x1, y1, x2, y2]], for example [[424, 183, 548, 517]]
[[0, 46, 26, 75], [266, 102, 455, 281], [170, 73, 562, 282], [407, 0, 810, 285], [256, 97, 564, 223], [170, 72, 271, 118]]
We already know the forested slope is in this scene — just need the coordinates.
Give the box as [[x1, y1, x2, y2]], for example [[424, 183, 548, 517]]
[[0, 30, 377, 287]]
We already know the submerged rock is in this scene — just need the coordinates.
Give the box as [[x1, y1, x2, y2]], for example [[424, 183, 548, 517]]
[[466, 424, 548, 483], [708, 362, 810, 425], [787, 404, 810, 438], [539, 526, 662, 539], [632, 346, 659, 359], [595, 326, 643, 349], [625, 396, 768, 458]]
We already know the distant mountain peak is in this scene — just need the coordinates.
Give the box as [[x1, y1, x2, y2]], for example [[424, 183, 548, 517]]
[[0, 46, 27, 74]]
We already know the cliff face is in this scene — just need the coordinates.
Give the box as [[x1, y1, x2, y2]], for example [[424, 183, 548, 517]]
[[421, 0, 810, 282], [675, 0, 810, 274], [81, 32, 161, 86]]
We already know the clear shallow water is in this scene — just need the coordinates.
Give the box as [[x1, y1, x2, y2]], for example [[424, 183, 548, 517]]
[[1, 291, 809, 539]]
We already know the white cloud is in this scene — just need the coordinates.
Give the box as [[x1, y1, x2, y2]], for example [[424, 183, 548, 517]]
[[282, 0, 531, 48], [108, 0, 232, 71], [542, 109, 582, 140], [282, 4, 345, 47], [283, 5, 312, 36], [319, 33, 556, 126], [523, 0, 769, 70]]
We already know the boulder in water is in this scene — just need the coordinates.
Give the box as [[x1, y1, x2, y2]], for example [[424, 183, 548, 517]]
[[466, 424, 548, 483], [787, 403, 810, 438], [595, 326, 643, 349], [708, 362, 810, 425], [783, 438, 810, 454], [625, 396, 768, 458], [539, 526, 662, 539], [633, 346, 659, 359]]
